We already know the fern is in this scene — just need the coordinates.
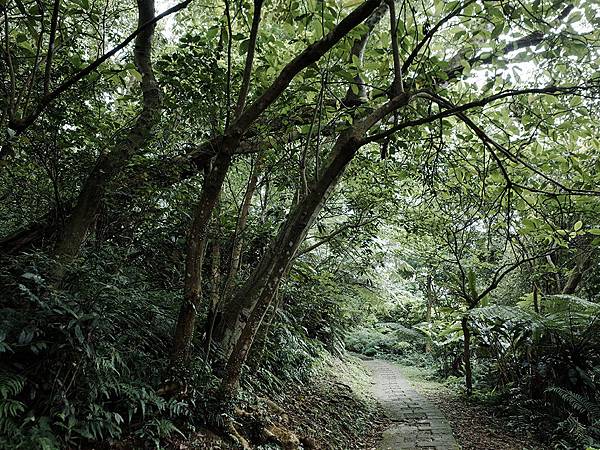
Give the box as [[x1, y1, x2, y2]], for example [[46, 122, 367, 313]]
[[0, 398, 26, 437], [548, 387, 600, 422], [556, 416, 599, 447], [0, 380, 25, 438], [544, 295, 600, 314], [468, 305, 544, 326], [0, 371, 24, 400]]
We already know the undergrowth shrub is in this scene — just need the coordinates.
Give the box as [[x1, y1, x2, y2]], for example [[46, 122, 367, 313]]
[[243, 272, 359, 396], [466, 298, 600, 447], [345, 324, 423, 356], [247, 307, 323, 395], [0, 252, 216, 449]]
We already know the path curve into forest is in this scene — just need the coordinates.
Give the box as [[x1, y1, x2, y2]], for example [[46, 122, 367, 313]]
[[363, 358, 460, 450]]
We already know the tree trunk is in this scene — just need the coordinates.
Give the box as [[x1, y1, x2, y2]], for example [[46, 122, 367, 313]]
[[248, 290, 282, 370], [533, 283, 539, 313], [204, 218, 222, 356], [461, 315, 473, 396], [53, 0, 162, 268], [205, 155, 262, 357], [219, 279, 280, 398], [546, 254, 561, 294], [215, 130, 365, 397], [561, 248, 590, 294], [170, 0, 383, 370], [171, 153, 231, 367], [214, 129, 361, 356], [342, 1, 390, 106], [222, 154, 263, 299], [214, 85, 412, 395], [425, 273, 433, 353]]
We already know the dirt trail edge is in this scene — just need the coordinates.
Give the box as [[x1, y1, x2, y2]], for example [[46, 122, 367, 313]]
[[363, 358, 460, 450]]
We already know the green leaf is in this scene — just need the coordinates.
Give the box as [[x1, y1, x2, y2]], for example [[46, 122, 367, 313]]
[[206, 26, 219, 41], [491, 21, 504, 39], [129, 69, 142, 81], [239, 39, 250, 55]]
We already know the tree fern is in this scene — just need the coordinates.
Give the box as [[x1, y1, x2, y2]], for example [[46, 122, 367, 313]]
[[544, 295, 600, 314], [468, 305, 543, 325]]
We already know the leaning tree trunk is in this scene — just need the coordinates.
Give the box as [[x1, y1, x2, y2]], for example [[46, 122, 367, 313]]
[[205, 154, 263, 357], [220, 273, 281, 399], [168, 0, 382, 372], [216, 82, 412, 396], [248, 290, 283, 370], [217, 129, 365, 397], [214, 85, 412, 369], [53, 0, 162, 269], [204, 212, 222, 355]]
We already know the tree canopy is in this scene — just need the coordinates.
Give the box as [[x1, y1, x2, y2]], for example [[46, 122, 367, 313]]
[[1, 0, 600, 448]]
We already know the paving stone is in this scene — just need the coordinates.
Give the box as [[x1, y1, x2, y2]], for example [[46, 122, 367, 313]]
[[363, 359, 460, 450]]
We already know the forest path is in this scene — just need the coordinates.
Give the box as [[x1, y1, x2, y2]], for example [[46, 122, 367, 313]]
[[363, 358, 460, 450]]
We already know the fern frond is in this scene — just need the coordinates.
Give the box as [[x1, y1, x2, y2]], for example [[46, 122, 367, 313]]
[[0, 371, 24, 400], [544, 295, 600, 314], [548, 387, 600, 421], [0, 399, 25, 419], [468, 305, 542, 325]]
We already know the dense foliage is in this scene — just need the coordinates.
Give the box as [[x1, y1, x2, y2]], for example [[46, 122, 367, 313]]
[[2, 0, 600, 448]]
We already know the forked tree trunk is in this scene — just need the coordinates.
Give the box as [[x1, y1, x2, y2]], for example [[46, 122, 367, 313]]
[[205, 155, 263, 357], [216, 131, 363, 396], [169, 0, 381, 372], [220, 278, 280, 398], [53, 0, 162, 268], [215, 85, 412, 395]]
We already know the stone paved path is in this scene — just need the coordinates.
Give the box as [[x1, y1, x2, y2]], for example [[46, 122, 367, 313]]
[[363, 358, 460, 450]]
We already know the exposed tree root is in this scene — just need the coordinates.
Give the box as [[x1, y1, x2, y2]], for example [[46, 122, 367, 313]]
[[225, 420, 252, 450]]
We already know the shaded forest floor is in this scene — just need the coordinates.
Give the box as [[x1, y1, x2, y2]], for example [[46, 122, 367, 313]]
[[164, 355, 388, 449], [107, 355, 554, 449], [393, 364, 551, 450]]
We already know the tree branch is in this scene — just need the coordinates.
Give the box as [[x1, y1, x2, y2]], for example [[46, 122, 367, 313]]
[[295, 217, 377, 257], [234, 0, 264, 118], [8, 0, 193, 134], [43, 0, 61, 95], [229, 0, 383, 137], [402, 0, 475, 73], [361, 85, 586, 144], [423, 91, 600, 196]]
